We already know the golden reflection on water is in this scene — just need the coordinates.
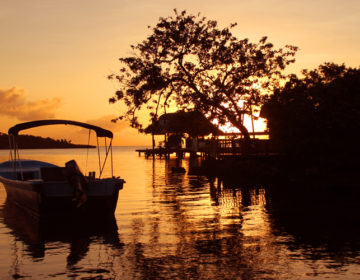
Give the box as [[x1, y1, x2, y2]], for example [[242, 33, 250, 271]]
[[0, 148, 360, 279]]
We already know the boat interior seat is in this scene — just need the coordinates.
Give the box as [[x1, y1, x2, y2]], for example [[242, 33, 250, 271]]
[[40, 167, 67, 181], [17, 171, 38, 181]]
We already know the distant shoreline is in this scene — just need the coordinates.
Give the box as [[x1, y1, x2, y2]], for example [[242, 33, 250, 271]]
[[0, 146, 95, 150], [0, 132, 95, 150], [0, 145, 150, 149]]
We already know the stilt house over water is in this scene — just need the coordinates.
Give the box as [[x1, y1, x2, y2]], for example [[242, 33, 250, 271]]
[[137, 110, 271, 159]]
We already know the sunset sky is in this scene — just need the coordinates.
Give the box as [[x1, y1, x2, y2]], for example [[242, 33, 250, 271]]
[[1, 0, 360, 145]]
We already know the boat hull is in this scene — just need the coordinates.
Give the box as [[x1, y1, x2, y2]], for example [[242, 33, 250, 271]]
[[0, 176, 124, 218]]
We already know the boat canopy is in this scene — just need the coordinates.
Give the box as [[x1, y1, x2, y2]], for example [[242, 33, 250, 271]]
[[8, 120, 113, 138]]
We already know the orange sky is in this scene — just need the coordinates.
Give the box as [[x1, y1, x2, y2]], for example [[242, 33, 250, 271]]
[[1, 0, 360, 145]]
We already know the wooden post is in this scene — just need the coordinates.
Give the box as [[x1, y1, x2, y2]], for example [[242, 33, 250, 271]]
[[152, 133, 155, 159], [250, 104, 256, 139]]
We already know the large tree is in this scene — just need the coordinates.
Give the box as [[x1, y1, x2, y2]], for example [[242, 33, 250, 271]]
[[109, 10, 297, 142]]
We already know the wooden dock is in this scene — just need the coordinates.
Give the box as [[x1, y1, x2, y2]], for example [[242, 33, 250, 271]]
[[136, 138, 274, 159], [136, 148, 195, 159]]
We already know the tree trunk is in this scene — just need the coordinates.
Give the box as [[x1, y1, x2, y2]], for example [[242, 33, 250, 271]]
[[235, 122, 250, 141], [231, 120, 251, 155], [216, 104, 251, 143]]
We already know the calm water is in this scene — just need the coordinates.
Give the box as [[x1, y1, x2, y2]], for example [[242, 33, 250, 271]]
[[0, 146, 360, 279]]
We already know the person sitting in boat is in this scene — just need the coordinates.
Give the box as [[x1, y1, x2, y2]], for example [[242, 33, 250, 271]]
[[65, 160, 88, 208]]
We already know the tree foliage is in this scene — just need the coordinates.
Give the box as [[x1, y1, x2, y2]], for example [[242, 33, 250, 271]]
[[261, 63, 360, 162], [109, 10, 297, 141]]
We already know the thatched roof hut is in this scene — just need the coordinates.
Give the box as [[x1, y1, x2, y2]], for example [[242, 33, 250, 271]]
[[144, 110, 222, 137]]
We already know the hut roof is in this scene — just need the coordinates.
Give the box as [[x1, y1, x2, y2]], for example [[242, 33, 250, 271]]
[[144, 110, 223, 137]]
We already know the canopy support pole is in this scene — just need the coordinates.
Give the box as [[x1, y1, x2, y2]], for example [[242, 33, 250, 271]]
[[97, 136, 101, 178]]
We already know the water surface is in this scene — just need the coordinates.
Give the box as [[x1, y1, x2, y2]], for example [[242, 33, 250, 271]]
[[0, 147, 360, 279]]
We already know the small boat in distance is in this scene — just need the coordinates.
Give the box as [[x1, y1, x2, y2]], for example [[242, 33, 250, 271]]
[[0, 120, 125, 218]]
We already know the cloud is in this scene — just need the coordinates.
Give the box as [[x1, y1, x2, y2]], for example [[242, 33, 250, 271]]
[[0, 87, 61, 121], [71, 115, 128, 143], [85, 116, 149, 146], [85, 115, 128, 133]]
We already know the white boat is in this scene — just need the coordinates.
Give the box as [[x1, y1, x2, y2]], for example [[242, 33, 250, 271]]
[[0, 120, 124, 218]]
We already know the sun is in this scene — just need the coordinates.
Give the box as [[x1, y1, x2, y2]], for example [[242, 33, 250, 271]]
[[216, 114, 267, 134]]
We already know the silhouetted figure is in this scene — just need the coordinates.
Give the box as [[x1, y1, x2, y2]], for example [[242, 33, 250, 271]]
[[65, 160, 88, 208]]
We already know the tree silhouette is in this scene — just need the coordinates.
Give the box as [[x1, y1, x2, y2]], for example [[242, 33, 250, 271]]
[[261, 63, 360, 163], [109, 9, 297, 143]]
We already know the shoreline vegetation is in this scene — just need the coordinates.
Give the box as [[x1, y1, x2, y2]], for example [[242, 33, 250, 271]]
[[0, 132, 94, 149]]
